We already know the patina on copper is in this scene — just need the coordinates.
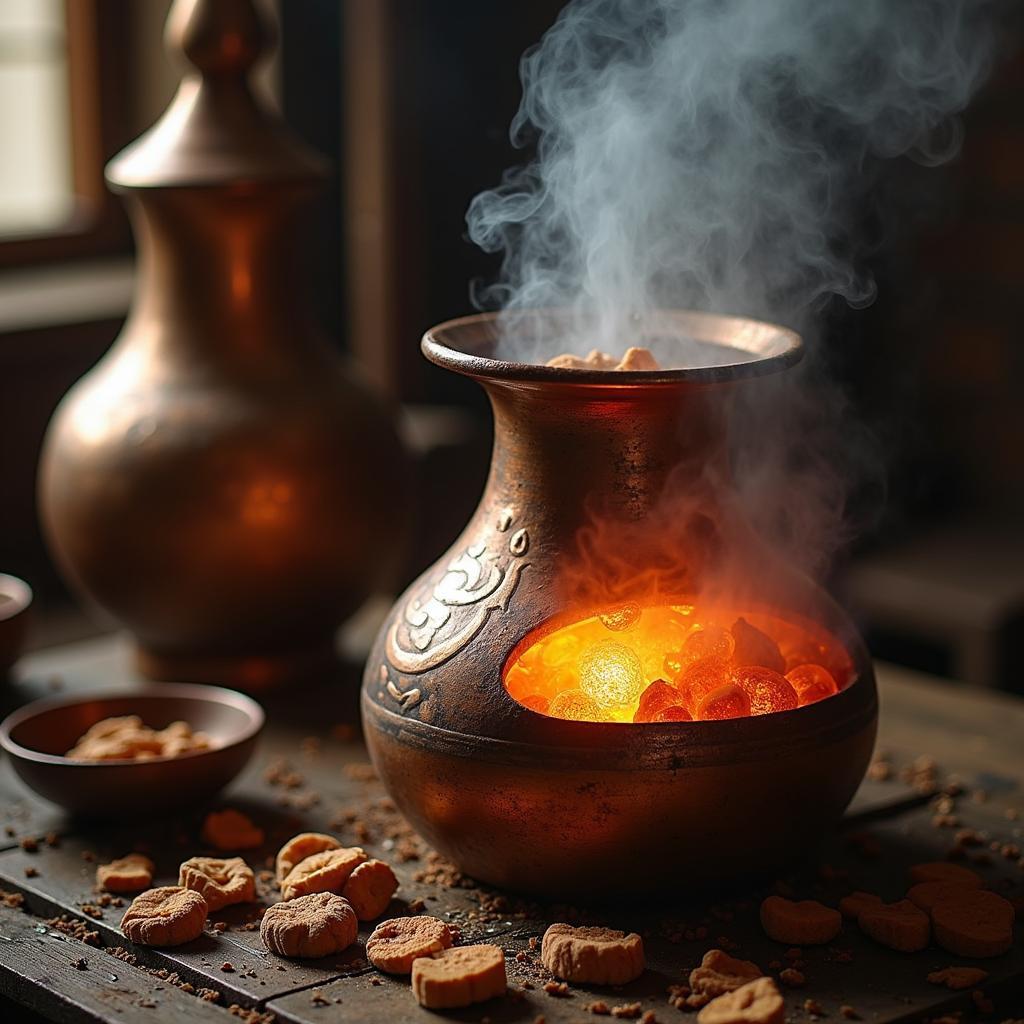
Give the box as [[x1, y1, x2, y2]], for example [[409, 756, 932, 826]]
[[362, 310, 877, 898], [38, 0, 408, 688]]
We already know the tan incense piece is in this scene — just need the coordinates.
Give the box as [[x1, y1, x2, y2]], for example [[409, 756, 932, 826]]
[[927, 965, 990, 990], [689, 949, 762, 997], [280, 846, 366, 901], [96, 854, 155, 894], [857, 899, 930, 952], [697, 977, 785, 1024], [930, 889, 1015, 958], [201, 809, 264, 851], [838, 890, 882, 920], [906, 881, 976, 913], [908, 861, 982, 888], [541, 923, 645, 985], [121, 886, 207, 947], [340, 858, 398, 920], [67, 716, 164, 761], [411, 944, 506, 1009], [67, 716, 211, 761], [366, 916, 454, 974], [178, 856, 254, 911], [275, 832, 341, 883], [546, 347, 661, 371], [759, 896, 841, 945], [616, 347, 660, 370], [260, 892, 358, 958]]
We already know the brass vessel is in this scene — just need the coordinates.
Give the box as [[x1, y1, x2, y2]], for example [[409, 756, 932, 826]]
[[362, 311, 877, 898], [38, 0, 408, 687]]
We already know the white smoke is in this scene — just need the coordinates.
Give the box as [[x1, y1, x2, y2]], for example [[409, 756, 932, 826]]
[[468, 0, 998, 362]]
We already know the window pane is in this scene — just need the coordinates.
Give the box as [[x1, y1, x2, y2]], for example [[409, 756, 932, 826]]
[[0, 0, 73, 236]]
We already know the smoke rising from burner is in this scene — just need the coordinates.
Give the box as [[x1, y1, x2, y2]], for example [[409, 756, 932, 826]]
[[468, 0, 997, 360]]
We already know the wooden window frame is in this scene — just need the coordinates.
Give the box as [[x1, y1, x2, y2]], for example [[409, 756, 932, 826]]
[[0, 0, 133, 268]]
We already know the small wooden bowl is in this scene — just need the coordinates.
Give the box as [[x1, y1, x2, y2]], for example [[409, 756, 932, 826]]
[[0, 573, 32, 676], [0, 684, 264, 818]]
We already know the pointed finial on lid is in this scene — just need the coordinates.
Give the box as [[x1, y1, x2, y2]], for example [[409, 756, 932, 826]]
[[166, 0, 271, 77]]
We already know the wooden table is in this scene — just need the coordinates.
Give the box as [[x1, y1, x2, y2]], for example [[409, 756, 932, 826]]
[[1, 635, 1023, 1023]]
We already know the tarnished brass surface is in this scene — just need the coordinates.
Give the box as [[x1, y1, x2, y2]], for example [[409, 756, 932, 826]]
[[362, 311, 877, 896], [38, 0, 408, 688]]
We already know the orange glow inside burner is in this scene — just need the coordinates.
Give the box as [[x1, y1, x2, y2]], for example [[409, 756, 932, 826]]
[[503, 602, 853, 722]]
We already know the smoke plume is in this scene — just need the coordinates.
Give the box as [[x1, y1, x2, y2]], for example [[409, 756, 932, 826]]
[[468, 0, 997, 361]]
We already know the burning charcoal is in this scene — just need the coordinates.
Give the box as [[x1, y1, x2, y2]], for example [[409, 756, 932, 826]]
[[599, 602, 641, 632], [578, 640, 644, 708], [730, 617, 786, 673], [695, 683, 750, 721], [652, 704, 692, 722], [549, 690, 608, 722], [519, 693, 550, 714], [785, 664, 838, 705], [633, 679, 685, 722], [682, 623, 735, 664], [676, 657, 731, 712], [731, 666, 798, 716]]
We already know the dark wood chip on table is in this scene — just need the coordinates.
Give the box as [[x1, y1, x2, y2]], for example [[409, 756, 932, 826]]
[[1, 636, 1023, 1023]]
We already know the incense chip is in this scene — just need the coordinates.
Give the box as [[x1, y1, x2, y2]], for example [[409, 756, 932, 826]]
[[411, 944, 506, 1009], [121, 886, 207, 947], [697, 977, 784, 1024], [261, 892, 358, 959], [541, 923, 645, 985], [96, 854, 154, 894], [366, 915, 454, 974]]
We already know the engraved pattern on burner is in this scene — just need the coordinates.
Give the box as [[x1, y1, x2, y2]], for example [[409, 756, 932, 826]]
[[384, 512, 530, 680]]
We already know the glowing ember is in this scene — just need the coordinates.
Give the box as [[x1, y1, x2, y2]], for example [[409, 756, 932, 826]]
[[786, 663, 839, 704], [504, 603, 852, 723], [579, 640, 644, 708]]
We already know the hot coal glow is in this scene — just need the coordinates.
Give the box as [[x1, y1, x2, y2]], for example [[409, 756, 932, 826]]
[[504, 603, 852, 723]]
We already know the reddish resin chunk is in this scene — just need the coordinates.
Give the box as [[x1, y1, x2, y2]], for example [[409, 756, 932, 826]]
[[599, 602, 641, 632], [786, 664, 838, 705], [682, 623, 735, 663], [695, 682, 750, 720], [678, 656, 731, 713], [652, 704, 692, 722], [732, 665, 798, 715], [519, 693, 550, 714], [633, 679, 685, 722]]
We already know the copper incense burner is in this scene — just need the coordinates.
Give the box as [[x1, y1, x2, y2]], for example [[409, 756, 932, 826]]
[[363, 311, 877, 898]]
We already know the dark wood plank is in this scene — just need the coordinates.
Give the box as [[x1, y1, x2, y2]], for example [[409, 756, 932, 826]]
[[4, 637, 1024, 1023], [0, 899, 230, 1024]]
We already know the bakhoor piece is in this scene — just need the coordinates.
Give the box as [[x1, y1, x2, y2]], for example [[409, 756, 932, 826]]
[[178, 856, 255, 911], [689, 949, 762, 997], [340, 859, 398, 920], [280, 846, 366, 901], [930, 889, 1015, 958], [121, 886, 208, 947], [200, 809, 264, 851], [759, 896, 841, 945], [697, 977, 785, 1024], [411, 944, 506, 1009], [275, 832, 341, 883], [366, 916, 454, 974], [260, 892, 358, 958], [541, 923, 645, 985], [96, 854, 155, 894], [858, 899, 930, 952]]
